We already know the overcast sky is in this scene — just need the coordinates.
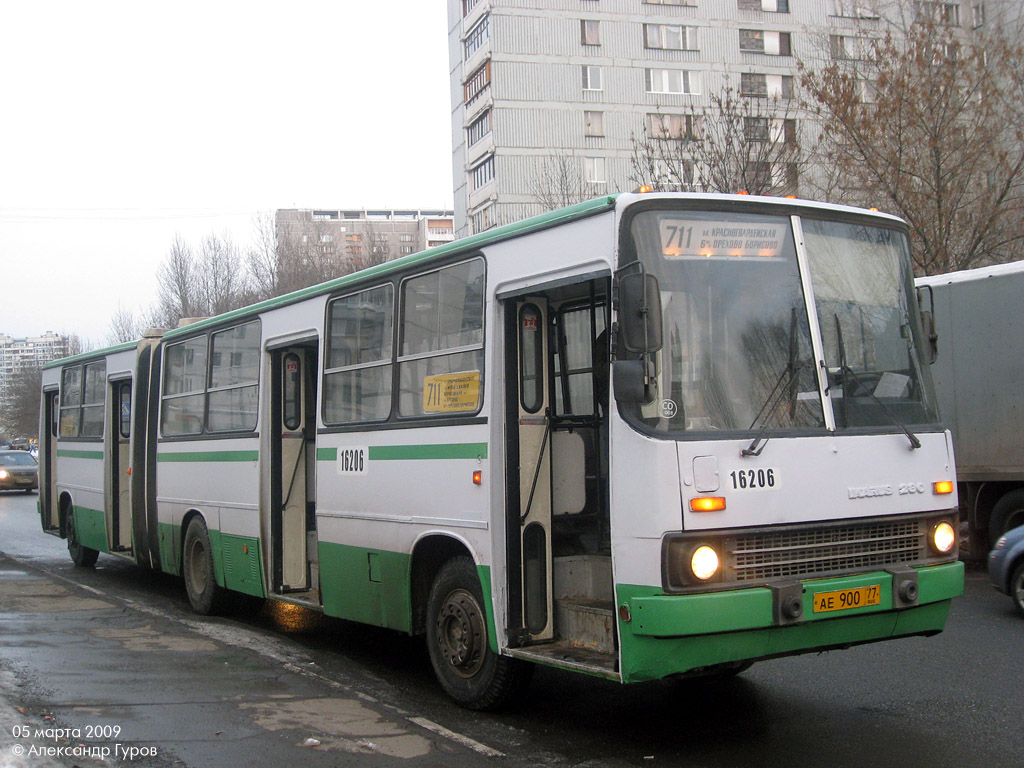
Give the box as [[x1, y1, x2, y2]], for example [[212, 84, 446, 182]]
[[0, 1, 454, 345]]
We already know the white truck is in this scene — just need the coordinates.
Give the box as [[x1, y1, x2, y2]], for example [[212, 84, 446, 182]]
[[918, 262, 1024, 557]]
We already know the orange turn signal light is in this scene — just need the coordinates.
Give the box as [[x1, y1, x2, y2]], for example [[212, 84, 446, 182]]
[[690, 496, 726, 512], [933, 481, 954, 495], [473, 470, 483, 486]]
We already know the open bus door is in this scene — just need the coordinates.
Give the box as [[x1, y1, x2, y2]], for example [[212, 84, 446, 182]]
[[40, 388, 59, 532], [109, 379, 133, 552], [270, 343, 320, 600], [506, 299, 555, 643]]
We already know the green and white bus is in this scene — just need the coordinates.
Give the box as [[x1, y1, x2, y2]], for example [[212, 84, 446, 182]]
[[39, 193, 964, 709]]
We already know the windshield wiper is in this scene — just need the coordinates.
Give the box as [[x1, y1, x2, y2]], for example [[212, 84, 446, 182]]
[[833, 314, 921, 450], [743, 309, 802, 457]]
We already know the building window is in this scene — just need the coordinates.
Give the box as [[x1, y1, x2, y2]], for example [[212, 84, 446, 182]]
[[585, 157, 606, 183], [312, 210, 338, 221], [320, 234, 333, 243], [972, 3, 985, 26], [467, 110, 491, 147], [645, 0, 697, 5], [739, 29, 792, 56], [581, 19, 601, 46], [646, 68, 700, 95], [324, 284, 394, 424], [744, 117, 797, 143], [738, 0, 790, 11], [462, 0, 482, 17], [647, 113, 701, 140], [471, 206, 494, 233], [464, 61, 491, 105], [740, 72, 794, 98], [472, 155, 495, 189], [398, 259, 485, 417], [915, 1, 961, 25], [582, 65, 603, 91], [830, 35, 871, 60], [464, 15, 490, 60], [584, 110, 605, 137], [644, 24, 697, 51]]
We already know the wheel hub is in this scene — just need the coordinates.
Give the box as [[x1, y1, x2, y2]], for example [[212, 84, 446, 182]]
[[436, 589, 484, 678]]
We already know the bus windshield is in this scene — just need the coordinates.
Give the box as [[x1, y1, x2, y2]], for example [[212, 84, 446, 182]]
[[621, 207, 938, 436]]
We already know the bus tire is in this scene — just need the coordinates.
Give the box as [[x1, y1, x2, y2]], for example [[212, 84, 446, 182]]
[[66, 508, 99, 568], [183, 516, 226, 615], [426, 556, 530, 710], [990, 490, 1024, 544]]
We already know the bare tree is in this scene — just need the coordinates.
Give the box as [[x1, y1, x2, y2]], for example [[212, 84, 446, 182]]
[[246, 210, 280, 301], [800, 6, 1024, 274], [629, 89, 802, 196], [153, 234, 199, 327], [107, 303, 144, 345], [1, 364, 43, 438], [530, 153, 594, 211]]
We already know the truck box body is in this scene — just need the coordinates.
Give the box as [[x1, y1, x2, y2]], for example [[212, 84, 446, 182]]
[[918, 262, 1024, 553]]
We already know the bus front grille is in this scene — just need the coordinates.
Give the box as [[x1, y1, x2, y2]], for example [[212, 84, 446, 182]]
[[724, 518, 926, 582]]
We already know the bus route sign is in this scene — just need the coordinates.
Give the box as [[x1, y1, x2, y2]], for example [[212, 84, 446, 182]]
[[423, 371, 481, 413], [659, 218, 786, 260]]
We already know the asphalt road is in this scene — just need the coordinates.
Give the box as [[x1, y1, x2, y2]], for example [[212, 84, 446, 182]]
[[1, 490, 1021, 768]]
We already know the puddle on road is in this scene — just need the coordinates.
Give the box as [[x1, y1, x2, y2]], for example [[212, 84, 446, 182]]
[[0, 578, 110, 612], [87, 624, 219, 652], [240, 696, 431, 759]]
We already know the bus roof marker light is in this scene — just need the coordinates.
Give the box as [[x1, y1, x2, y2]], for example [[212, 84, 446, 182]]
[[690, 496, 726, 512], [933, 480, 954, 495]]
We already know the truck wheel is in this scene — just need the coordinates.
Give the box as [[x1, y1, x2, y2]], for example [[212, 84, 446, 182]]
[[1011, 562, 1024, 618], [425, 556, 530, 710], [183, 516, 226, 615], [67, 509, 99, 568], [990, 490, 1024, 544]]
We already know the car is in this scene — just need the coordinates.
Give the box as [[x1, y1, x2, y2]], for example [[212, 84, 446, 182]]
[[0, 449, 38, 493], [988, 523, 1024, 616]]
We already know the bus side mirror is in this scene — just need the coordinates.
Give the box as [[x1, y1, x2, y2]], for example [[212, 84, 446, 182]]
[[619, 273, 663, 353], [916, 285, 938, 364], [613, 359, 657, 404]]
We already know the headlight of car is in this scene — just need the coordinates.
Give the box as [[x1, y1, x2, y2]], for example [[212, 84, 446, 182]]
[[0, 469, 8, 480]]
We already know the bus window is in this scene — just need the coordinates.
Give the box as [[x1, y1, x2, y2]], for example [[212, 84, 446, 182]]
[[398, 258, 485, 417], [324, 284, 394, 423], [519, 303, 544, 414]]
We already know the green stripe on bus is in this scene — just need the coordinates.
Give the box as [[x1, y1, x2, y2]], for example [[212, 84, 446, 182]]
[[316, 443, 488, 462], [56, 449, 104, 460], [369, 443, 487, 460], [157, 450, 259, 463]]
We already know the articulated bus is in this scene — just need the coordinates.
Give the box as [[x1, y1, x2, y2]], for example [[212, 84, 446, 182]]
[[39, 193, 963, 709]]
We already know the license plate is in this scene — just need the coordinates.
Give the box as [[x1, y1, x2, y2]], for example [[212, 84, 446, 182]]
[[812, 585, 881, 613]]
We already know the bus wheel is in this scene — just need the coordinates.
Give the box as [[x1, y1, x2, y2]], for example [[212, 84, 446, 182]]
[[66, 509, 99, 568], [426, 556, 530, 710], [183, 516, 225, 615]]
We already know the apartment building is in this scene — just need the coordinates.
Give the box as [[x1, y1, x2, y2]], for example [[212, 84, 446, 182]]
[[0, 331, 69, 425], [275, 208, 455, 270], [447, 0, 1001, 236]]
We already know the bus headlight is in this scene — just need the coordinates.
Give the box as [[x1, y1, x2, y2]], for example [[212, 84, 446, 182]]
[[663, 536, 725, 589], [930, 521, 956, 555], [691, 545, 720, 581]]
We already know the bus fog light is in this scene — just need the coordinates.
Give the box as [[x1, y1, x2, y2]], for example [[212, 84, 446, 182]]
[[690, 545, 720, 581], [931, 521, 956, 554]]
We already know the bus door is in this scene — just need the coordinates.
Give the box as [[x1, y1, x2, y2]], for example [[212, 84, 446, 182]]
[[508, 299, 554, 642], [109, 379, 133, 552], [271, 344, 319, 596], [41, 389, 60, 532]]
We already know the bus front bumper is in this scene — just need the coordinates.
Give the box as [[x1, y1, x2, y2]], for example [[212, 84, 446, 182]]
[[615, 561, 964, 683]]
